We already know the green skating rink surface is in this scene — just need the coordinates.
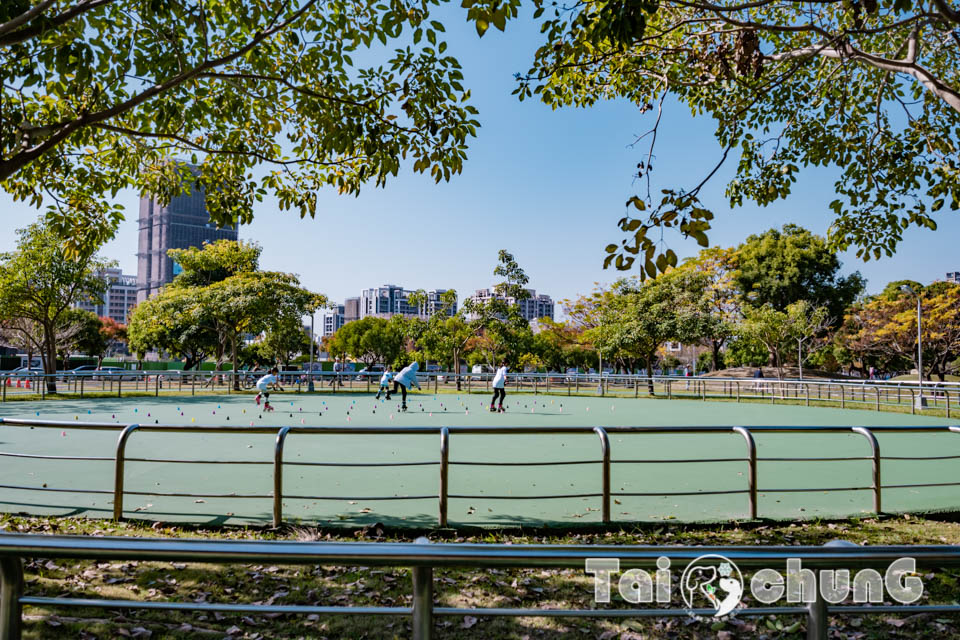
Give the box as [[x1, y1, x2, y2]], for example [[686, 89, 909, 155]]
[[0, 392, 957, 528]]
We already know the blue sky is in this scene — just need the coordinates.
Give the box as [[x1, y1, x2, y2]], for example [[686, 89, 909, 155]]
[[0, 6, 957, 313]]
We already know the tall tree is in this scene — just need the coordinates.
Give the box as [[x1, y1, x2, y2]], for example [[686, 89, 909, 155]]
[[127, 285, 221, 370], [253, 315, 313, 367], [840, 283, 960, 381], [475, 0, 960, 275], [737, 301, 830, 379], [1, 0, 480, 257], [735, 225, 864, 323], [59, 308, 108, 366], [678, 246, 740, 370], [0, 223, 110, 391], [328, 316, 406, 367], [126, 240, 323, 380], [586, 271, 712, 392], [411, 290, 479, 389], [99, 316, 128, 358]]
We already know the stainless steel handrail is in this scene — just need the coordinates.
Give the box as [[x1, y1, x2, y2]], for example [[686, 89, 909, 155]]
[[2, 419, 960, 526], [1, 534, 960, 640]]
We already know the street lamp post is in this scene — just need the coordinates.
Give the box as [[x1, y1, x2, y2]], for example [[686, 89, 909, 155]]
[[900, 285, 926, 410]]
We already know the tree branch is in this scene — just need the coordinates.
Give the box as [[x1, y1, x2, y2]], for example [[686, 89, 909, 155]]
[[768, 41, 960, 112], [0, 0, 55, 39], [0, 0, 320, 182], [0, 0, 119, 47]]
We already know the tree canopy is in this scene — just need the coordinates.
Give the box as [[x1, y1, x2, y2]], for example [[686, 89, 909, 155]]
[[0, 0, 479, 256], [0, 223, 110, 390], [473, 0, 960, 275], [126, 240, 323, 379], [735, 225, 865, 323]]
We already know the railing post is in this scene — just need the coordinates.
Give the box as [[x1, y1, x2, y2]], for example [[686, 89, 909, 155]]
[[80, 375, 84, 398], [439, 427, 449, 528], [594, 427, 611, 524], [118, 374, 122, 398], [875, 386, 880, 411], [736, 381, 740, 403], [274, 427, 291, 528], [947, 389, 951, 419], [805, 383, 810, 407], [852, 427, 881, 514], [0, 557, 24, 640], [806, 586, 828, 640], [113, 424, 140, 521], [155, 374, 159, 397], [909, 388, 915, 415], [733, 427, 757, 519], [411, 537, 434, 640], [840, 385, 844, 409]]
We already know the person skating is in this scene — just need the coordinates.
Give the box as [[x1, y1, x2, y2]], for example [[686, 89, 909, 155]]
[[255, 367, 284, 412], [375, 365, 394, 399], [490, 360, 508, 413], [392, 361, 421, 411]]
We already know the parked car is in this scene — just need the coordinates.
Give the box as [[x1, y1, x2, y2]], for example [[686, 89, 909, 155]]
[[7, 366, 44, 377], [94, 366, 139, 381], [59, 364, 99, 381], [355, 364, 385, 381], [67, 365, 98, 374]]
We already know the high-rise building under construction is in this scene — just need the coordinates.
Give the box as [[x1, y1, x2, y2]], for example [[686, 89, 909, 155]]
[[136, 174, 237, 303]]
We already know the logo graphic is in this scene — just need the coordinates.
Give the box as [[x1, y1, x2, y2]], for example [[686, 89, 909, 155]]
[[680, 554, 744, 618]]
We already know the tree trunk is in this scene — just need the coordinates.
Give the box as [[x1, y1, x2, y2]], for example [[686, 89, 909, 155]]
[[231, 334, 240, 391], [454, 347, 462, 391], [711, 340, 722, 371], [42, 321, 58, 393], [645, 356, 655, 396]]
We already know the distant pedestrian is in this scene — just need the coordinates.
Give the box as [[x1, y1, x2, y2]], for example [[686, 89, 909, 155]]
[[330, 358, 342, 387], [490, 361, 508, 413]]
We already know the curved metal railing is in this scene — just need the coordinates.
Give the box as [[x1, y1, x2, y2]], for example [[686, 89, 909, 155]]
[[2, 534, 960, 639], [1, 418, 959, 527], [2, 370, 958, 418]]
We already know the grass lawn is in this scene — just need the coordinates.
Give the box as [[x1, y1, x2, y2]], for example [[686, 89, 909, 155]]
[[4, 513, 960, 639]]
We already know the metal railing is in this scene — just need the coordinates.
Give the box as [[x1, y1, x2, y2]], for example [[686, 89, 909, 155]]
[[1, 533, 960, 639], [3, 370, 958, 417], [2, 418, 960, 526]]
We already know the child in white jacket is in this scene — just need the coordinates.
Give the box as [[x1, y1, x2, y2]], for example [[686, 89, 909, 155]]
[[375, 366, 394, 400]]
